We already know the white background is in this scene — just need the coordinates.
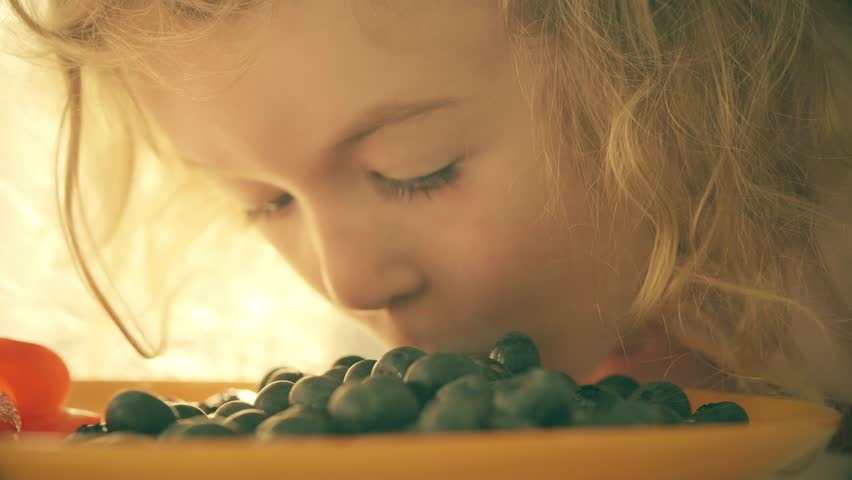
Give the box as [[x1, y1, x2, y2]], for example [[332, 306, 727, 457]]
[[0, 40, 384, 382]]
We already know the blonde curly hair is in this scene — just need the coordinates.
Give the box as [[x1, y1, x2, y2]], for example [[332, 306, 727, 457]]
[[6, 0, 852, 401]]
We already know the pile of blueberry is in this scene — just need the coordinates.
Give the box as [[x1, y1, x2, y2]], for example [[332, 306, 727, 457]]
[[69, 332, 748, 442]]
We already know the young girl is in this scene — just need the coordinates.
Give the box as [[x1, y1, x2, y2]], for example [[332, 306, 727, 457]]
[[6, 0, 852, 410]]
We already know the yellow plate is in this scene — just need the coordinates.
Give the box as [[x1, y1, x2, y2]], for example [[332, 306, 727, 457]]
[[0, 380, 841, 480]]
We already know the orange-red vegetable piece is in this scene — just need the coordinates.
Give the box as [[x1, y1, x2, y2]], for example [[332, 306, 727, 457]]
[[0, 338, 72, 424]]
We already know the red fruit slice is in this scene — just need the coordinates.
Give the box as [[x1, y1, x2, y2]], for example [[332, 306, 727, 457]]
[[0, 338, 71, 419]]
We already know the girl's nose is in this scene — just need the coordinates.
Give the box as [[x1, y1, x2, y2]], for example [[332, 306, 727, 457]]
[[308, 209, 425, 311]]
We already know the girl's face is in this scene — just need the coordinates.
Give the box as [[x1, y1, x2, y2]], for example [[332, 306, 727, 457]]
[[130, 1, 654, 378]]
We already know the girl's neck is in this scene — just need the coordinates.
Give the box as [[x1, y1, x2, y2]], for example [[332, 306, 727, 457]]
[[578, 322, 739, 392], [580, 247, 852, 403], [784, 245, 852, 403]]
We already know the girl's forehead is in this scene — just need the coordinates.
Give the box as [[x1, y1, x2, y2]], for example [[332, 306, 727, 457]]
[[126, 1, 516, 174], [131, 1, 509, 95]]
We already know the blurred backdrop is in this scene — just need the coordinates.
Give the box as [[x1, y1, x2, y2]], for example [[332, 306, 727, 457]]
[[0, 15, 384, 381]]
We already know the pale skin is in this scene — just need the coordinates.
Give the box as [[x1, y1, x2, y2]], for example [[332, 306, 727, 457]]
[[128, 1, 852, 395]]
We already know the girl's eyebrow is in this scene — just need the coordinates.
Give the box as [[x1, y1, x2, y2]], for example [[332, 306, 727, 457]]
[[183, 96, 466, 172], [335, 96, 465, 149]]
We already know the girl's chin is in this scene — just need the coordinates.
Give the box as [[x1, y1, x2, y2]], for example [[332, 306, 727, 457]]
[[576, 355, 632, 385], [376, 320, 504, 355]]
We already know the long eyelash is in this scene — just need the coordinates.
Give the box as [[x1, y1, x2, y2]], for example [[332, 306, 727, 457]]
[[245, 193, 293, 223], [245, 161, 460, 222], [377, 162, 459, 200]]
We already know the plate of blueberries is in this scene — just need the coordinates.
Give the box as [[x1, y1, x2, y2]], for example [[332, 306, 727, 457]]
[[1, 332, 841, 480]]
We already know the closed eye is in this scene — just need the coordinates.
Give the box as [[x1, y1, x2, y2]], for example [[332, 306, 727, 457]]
[[245, 158, 461, 222], [370, 159, 460, 200]]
